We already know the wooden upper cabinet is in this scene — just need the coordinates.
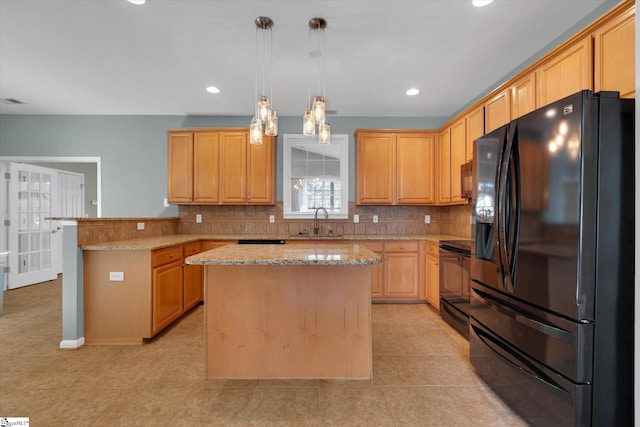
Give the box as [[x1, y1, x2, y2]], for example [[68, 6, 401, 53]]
[[593, 7, 635, 98], [396, 133, 435, 204], [511, 72, 537, 120], [484, 88, 511, 133], [356, 130, 435, 205], [536, 37, 592, 107], [247, 135, 275, 204], [356, 132, 395, 204], [437, 128, 451, 204], [167, 132, 194, 203], [193, 132, 219, 203], [168, 128, 275, 206], [465, 106, 484, 163], [219, 131, 248, 204], [450, 119, 466, 203]]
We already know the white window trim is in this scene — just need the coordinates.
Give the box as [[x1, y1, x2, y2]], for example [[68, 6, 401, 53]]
[[282, 134, 349, 219]]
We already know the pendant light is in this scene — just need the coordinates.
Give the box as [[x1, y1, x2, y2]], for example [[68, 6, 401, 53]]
[[302, 17, 330, 144], [250, 16, 277, 145]]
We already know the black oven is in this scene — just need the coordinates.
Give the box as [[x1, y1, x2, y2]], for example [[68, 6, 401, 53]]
[[439, 240, 471, 339]]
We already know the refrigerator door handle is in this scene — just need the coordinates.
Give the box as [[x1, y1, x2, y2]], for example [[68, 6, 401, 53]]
[[473, 286, 576, 345], [505, 124, 521, 292], [494, 126, 509, 289], [497, 126, 513, 291], [471, 323, 570, 393]]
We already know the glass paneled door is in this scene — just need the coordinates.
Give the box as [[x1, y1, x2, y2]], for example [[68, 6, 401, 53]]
[[8, 163, 58, 288]]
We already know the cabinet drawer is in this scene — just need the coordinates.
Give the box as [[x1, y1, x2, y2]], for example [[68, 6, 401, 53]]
[[360, 242, 384, 252], [426, 242, 439, 257], [152, 246, 183, 267], [184, 241, 202, 256], [384, 241, 419, 252]]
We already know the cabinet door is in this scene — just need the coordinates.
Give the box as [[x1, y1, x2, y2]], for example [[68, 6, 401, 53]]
[[167, 132, 194, 203], [593, 9, 635, 98], [484, 89, 511, 134], [384, 252, 419, 298], [361, 242, 384, 299], [450, 119, 466, 203], [152, 260, 184, 334], [465, 106, 484, 163], [425, 254, 439, 310], [536, 37, 592, 107], [511, 72, 536, 120], [396, 133, 435, 204], [220, 131, 248, 203], [437, 128, 451, 204], [183, 242, 203, 311], [356, 133, 395, 204], [247, 134, 275, 204], [193, 132, 220, 203]]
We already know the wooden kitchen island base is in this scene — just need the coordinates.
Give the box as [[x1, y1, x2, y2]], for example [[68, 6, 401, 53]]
[[204, 264, 372, 379]]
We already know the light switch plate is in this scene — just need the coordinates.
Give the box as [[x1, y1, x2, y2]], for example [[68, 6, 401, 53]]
[[196, 214, 202, 223], [269, 215, 275, 223], [373, 215, 379, 223], [137, 222, 144, 230], [353, 214, 359, 223], [424, 215, 431, 224]]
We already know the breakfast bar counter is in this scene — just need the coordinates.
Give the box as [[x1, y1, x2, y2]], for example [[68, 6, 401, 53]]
[[186, 243, 381, 380]]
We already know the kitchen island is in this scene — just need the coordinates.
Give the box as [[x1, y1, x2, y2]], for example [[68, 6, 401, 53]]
[[186, 243, 381, 380]]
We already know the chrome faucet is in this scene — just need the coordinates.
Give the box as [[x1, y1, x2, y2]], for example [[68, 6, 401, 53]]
[[313, 207, 329, 235]]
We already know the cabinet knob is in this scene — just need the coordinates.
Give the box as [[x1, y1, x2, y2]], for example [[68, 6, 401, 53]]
[[400, 245, 404, 249], [170, 254, 174, 258]]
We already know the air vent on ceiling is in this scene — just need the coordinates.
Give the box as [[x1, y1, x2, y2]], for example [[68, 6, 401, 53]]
[[1, 98, 25, 105]]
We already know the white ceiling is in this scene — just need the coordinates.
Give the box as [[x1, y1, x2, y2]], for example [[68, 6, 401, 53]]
[[0, 0, 614, 118]]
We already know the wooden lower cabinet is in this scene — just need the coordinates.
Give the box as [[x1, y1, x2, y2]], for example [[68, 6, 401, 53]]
[[351, 240, 422, 301], [183, 241, 203, 311], [425, 241, 440, 310], [152, 259, 184, 334], [84, 240, 226, 344]]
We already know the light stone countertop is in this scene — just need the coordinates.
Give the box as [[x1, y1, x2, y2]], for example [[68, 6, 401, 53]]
[[186, 243, 382, 266], [81, 233, 469, 251]]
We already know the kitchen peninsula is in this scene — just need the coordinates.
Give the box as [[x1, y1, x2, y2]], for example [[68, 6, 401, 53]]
[[186, 243, 381, 379]]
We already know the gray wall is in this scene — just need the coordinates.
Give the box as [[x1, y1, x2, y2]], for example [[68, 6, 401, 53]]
[[0, 115, 447, 217]]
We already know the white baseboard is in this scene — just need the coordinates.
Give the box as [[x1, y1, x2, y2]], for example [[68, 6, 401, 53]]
[[59, 337, 85, 349]]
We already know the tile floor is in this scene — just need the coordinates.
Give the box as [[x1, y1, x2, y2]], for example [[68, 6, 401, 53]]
[[0, 277, 527, 426]]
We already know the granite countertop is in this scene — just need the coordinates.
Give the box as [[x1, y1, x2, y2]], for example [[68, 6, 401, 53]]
[[81, 233, 469, 250], [186, 243, 382, 266]]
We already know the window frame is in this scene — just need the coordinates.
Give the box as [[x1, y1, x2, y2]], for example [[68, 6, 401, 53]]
[[282, 134, 349, 219]]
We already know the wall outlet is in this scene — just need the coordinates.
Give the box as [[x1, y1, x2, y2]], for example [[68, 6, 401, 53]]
[[470, 215, 474, 225], [196, 214, 202, 223], [373, 215, 379, 223], [163, 198, 170, 207], [353, 214, 359, 223], [137, 222, 145, 230], [109, 272, 124, 281], [424, 215, 431, 224], [269, 215, 275, 223]]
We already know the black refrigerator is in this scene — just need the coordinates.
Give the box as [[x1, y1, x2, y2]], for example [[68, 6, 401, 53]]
[[469, 90, 634, 426]]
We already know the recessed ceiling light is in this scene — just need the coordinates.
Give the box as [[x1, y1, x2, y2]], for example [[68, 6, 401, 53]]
[[206, 86, 221, 94], [406, 88, 420, 96], [472, 0, 493, 7], [127, 0, 146, 5]]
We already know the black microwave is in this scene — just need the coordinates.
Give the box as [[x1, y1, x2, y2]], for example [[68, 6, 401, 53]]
[[461, 161, 472, 200]]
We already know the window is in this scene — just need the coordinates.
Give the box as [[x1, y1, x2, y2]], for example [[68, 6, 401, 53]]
[[283, 134, 349, 219]]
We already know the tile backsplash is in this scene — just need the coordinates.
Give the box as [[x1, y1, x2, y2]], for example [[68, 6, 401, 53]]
[[178, 203, 472, 238]]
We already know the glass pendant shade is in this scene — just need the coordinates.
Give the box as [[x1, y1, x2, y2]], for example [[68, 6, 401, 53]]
[[249, 117, 263, 145], [312, 96, 326, 123], [319, 121, 331, 144], [303, 109, 316, 135], [257, 96, 271, 123], [265, 110, 278, 136]]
